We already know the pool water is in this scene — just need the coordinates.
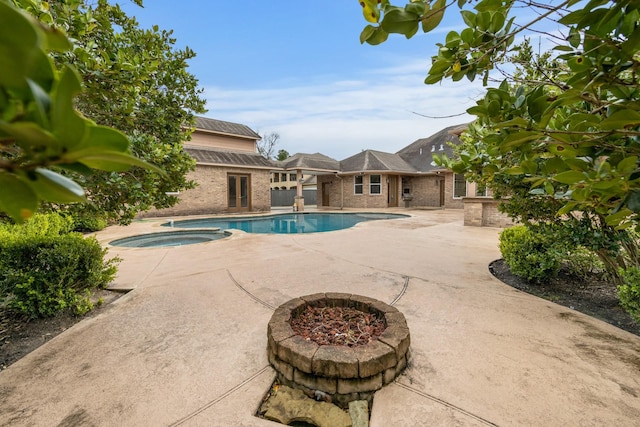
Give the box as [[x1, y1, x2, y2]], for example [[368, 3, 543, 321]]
[[167, 212, 408, 234], [110, 230, 228, 247]]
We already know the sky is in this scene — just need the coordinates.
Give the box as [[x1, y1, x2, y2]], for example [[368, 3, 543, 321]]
[[119, 1, 491, 160]]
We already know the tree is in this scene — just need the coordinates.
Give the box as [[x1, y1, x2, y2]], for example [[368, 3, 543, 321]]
[[16, 0, 206, 224], [257, 132, 280, 160], [358, 0, 640, 275], [276, 149, 290, 161], [0, 0, 160, 223]]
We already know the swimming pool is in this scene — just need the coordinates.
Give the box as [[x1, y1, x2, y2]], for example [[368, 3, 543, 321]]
[[167, 212, 408, 234]]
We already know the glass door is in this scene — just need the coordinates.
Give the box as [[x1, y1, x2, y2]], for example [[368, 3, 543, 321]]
[[228, 174, 251, 211]]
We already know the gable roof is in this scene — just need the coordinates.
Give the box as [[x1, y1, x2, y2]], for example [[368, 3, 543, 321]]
[[194, 116, 261, 140], [397, 124, 467, 173], [279, 152, 340, 172], [185, 146, 276, 170], [340, 150, 416, 174]]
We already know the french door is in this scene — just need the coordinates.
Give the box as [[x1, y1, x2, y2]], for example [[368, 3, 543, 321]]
[[228, 174, 250, 211]]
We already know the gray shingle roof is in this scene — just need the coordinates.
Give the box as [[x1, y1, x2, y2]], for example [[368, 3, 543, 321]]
[[186, 146, 276, 169], [279, 152, 340, 172], [339, 150, 416, 174], [195, 116, 261, 140], [397, 124, 467, 173]]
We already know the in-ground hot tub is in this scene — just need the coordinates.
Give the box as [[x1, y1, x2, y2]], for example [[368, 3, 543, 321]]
[[267, 293, 411, 408], [109, 229, 229, 248]]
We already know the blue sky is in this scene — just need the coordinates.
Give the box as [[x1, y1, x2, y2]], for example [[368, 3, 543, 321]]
[[121, 1, 487, 159]]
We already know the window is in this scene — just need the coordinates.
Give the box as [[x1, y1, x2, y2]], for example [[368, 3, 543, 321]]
[[476, 186, 487, 197], [354, 176, 363, 194], [290, 173, 297, 181], [281, 173, 287, 182], [370, 175, 381, 195], [454, 174, 467, 198], [273, 173, 279, 183]]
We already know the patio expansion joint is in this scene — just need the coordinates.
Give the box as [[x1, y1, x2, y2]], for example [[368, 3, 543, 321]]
[[390, 275, 410, 306], [393, 381, 499, 427], [168, 364, 272, 426], [226, 269, 277, 311]]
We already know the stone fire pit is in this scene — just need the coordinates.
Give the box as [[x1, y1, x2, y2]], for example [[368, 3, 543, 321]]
[[267, 293, 411, 407]]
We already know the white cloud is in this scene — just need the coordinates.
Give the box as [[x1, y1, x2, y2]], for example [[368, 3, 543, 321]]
[[203, 58, 486, 160]]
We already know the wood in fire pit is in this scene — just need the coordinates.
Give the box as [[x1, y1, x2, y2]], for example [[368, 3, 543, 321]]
[[290, 305, 386, 347]]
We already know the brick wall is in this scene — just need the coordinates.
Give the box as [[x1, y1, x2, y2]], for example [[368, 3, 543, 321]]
[[317, 172, 469, 210], [316, 174, 396, 209], [140, 165, 271, 218], [463, 197, 513, 228]]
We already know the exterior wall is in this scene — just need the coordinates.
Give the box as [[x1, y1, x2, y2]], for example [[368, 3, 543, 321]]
[[317, 172, 470, 210], [316, 174, 387, 209], [463, 198, 513, 228], [402, 175, 442, 207], [443, 172, 464, 209], [140, 165, 271, 217], [189, 131, 256, 152]]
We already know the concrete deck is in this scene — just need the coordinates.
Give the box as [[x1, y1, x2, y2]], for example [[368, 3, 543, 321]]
[[1, 209, 639, 426]]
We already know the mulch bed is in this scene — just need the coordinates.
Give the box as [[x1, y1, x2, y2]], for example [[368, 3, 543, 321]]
[[290, 305, 386, 347], [490, 259, 640, 336]]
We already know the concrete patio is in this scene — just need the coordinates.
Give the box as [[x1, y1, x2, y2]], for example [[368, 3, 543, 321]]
[[0, 209, 638, 426]]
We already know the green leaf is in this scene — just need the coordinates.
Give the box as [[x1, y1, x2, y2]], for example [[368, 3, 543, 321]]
[[422, 0, 446, 33], [75, 151, 166, 174], [0, 2, 40, 87], [381, 9, 420, 37], [363, 26, 389, 45], [360, 25, 377, 44], [617, 156, 638, 174], [500, 131, 542, 149], [0, 172, 38, 222], [461, 10, 476, 27], [26, 168, 86, 203], [601, 110, 640, 130], [83, 125, 129, 152], [553, 170, 586, 184], [51, 65, 87, 147], [627, 191, 640, 212], [568, 26, 581, 48]]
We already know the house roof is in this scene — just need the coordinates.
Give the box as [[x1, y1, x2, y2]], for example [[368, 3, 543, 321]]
[[185, 146, 276, 170], [279, 152, 341, 172], [397, 124, 467, 173], [194, 116, 261, 140], [339, 150, 416, 174]]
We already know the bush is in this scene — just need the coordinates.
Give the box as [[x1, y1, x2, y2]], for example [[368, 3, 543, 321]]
[[69, 212, 108, 232], [618, 267, 640, 323], [564, 247, 605, 279], [499, 225, 562, 283], [0, 214, 119, 318]]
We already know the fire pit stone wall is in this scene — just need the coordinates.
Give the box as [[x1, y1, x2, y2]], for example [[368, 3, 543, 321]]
[[267, 293, 411, 407]]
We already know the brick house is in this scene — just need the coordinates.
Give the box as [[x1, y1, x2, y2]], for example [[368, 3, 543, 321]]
[[315, 124, 479, 209], [145, 116, 276, 217], [147, 117, 509, 226]]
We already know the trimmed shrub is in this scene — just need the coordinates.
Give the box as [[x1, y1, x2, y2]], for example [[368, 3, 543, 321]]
[[0, 214, 119, 318], [618, 267, 640, 323], [69, 212, 108, 232], [499, 225, 562, 283]]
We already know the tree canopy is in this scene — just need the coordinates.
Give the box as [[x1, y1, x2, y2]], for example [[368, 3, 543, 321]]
[[0, 0, 162, 223], [359, 0, 640, 232], [6, 0, 206, 224]]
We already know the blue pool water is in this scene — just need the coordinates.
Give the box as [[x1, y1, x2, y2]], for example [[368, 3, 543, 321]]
[[167, 212, 408, 234]]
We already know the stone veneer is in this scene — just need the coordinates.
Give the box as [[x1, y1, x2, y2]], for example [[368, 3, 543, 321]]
[[267, 293, 411, 408]]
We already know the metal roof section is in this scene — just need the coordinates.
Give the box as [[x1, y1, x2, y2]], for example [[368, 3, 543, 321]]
[[194, 116, 261, 140], [185, 146, 276, 170], [279, 152, 341, 172], [339, 150, 417, 174], [397, 124, 467, 173]]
